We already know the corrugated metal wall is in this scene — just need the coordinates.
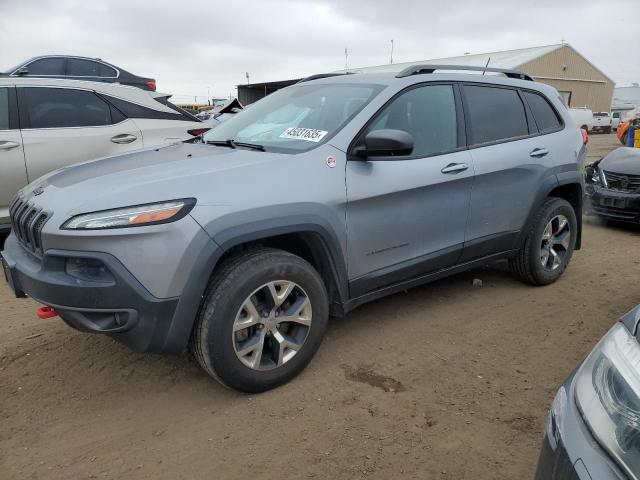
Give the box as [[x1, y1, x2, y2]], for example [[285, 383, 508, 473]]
[[519, 45, 614, 112]]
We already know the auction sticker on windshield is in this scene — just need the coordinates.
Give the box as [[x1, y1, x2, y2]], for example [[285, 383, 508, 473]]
[[279, 127, 328, 143]]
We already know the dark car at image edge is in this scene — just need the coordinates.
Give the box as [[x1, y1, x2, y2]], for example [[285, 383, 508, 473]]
[[2, 55, 156, 91], [586, 147, 640, 223], [535, 305, 640, 480]]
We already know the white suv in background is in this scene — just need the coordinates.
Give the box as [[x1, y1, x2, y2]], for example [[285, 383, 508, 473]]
[[0, 78, 206, 228]]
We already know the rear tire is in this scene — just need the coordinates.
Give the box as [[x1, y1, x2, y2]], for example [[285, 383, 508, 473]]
[[510, 197, 577, 286], [191, 248, 329, 393]]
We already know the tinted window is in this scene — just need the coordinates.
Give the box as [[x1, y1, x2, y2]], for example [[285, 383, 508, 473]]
[[523, 91, 562, 133], [366, 84, 458, 157], [105, 95, 188, 122], [67, 58, 101, 76], [23, 88, 112, 128], [24, 58, 65, 75], [99, 63, 117, 77], [465, 85, 529, 145], [0, 88, 9, 130]]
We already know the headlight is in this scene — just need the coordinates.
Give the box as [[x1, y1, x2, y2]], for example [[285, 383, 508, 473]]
[[575, 322, 640, 479], [587, 164, 606, 186], [62, 199, 195, 230]]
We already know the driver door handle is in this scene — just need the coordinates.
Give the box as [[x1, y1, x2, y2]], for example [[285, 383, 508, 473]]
[[0, 140, 20, 150], [441, 162, 469, 174], [111, 134, 138, 144]]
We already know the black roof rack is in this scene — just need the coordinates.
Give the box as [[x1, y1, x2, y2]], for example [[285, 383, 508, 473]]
[[296, 72, 354, 83], [395, 64, 534, 81]]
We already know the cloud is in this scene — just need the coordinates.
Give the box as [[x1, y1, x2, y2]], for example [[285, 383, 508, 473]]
[[0, 0, 636, 102]]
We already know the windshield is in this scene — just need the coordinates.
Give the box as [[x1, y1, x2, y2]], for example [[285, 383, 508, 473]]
[[204, 82, 384, 153]]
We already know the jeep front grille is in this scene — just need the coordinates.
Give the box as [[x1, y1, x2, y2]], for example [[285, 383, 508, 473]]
[[604, 171, 640, 193], [8, 195, 50, 256]]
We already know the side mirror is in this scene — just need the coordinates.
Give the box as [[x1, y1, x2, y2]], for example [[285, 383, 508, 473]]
[[15, 67, 29, 76], [354, 129, 414, 159]]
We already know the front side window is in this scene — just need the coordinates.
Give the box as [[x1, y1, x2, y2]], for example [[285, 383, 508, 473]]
[[0, 88, 9, 130], [204, 83, 383, 153], [24, 58, 65, 75], [363, 84, 458, 157], [23, 87, 112, 128], [522, 91, 562, 133], [465, 85, 529, 145]]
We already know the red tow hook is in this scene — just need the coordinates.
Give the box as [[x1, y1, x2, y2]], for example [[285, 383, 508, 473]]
[[36, 306, 58, 319]]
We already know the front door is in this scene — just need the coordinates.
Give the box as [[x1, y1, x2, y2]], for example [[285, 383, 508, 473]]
[[346, 83, 473, 297]]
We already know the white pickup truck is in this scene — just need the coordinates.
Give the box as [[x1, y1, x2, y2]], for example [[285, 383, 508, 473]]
[[592, 112, 613, 134], [568, 107, 594, 133]]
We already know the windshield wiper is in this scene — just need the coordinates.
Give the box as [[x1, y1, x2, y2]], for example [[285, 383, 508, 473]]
[[233, 141, 265, 152], [206, 139, 265, 152], [207, 139, 236, 149]]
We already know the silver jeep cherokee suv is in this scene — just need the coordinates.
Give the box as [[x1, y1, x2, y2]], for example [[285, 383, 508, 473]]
[[1, 65, 586, 392]]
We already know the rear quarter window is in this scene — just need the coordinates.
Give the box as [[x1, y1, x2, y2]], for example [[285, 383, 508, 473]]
[[522, 91, 562, 133], [464, 85, 529, 145]]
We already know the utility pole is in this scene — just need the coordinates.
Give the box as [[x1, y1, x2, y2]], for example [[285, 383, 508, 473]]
[[344, 47, 348, 70], [245, 72, 250, 86], [207, 86, 210, 106], [390, 39, 394, 64]]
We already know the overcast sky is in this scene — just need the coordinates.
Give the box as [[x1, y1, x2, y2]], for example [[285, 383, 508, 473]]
[[1, 0, 638, 103]]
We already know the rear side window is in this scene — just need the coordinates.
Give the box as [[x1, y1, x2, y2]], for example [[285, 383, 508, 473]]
[[67, 58, 117, 78], [365, 84, 458, 157], [522, 91, 562, 133], [24, 58, 65, 75], [0, 88, 9, 130], [67, 58, 101, 76], [23, 87, 112, 128], [464, 85, 529, 145]]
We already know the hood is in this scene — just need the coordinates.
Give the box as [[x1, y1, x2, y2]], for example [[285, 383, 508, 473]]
[[20, 142, 286, 217], [600, 147, 640, 175]]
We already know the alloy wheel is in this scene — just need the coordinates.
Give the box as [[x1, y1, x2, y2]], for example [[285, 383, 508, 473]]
[[232, 280, 312, 371], [540, 214, 571, 271]]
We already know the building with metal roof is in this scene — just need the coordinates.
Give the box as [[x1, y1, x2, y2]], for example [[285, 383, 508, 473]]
[[238, 43, 615, 112]]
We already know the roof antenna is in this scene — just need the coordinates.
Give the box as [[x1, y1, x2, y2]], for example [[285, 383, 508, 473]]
[[482, 57, 491, 75], [390, 39, 394, 65]]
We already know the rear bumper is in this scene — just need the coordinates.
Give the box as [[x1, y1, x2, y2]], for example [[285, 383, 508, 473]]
[[535, 373, 627, 480], [1, 234, 182, 353], [585, 184, 640, 222]]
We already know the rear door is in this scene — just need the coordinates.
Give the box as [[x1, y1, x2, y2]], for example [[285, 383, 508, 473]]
[[346, 83, 474, 296], [103, 95, 202, 146], [0, 86, 27, 224], [461, 84, 561, 261], [18, 86, 143, 181]]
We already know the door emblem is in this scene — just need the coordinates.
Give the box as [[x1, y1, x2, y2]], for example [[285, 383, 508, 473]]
[[326, 156, 337, 168]]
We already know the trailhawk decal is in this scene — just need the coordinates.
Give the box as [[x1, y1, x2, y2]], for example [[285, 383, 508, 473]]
[[279, 127, 328, 143]]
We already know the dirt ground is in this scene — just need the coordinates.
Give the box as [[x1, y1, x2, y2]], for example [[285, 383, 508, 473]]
[[1, 133, 636, 480]]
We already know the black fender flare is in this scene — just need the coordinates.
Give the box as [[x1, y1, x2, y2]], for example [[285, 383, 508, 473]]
[[161, 215, 349, 354], [515, 172, 583, 251]]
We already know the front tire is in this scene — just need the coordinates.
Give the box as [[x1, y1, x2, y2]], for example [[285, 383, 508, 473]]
[[510, 197, 577, 286], [191, 248, 329, 392]]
